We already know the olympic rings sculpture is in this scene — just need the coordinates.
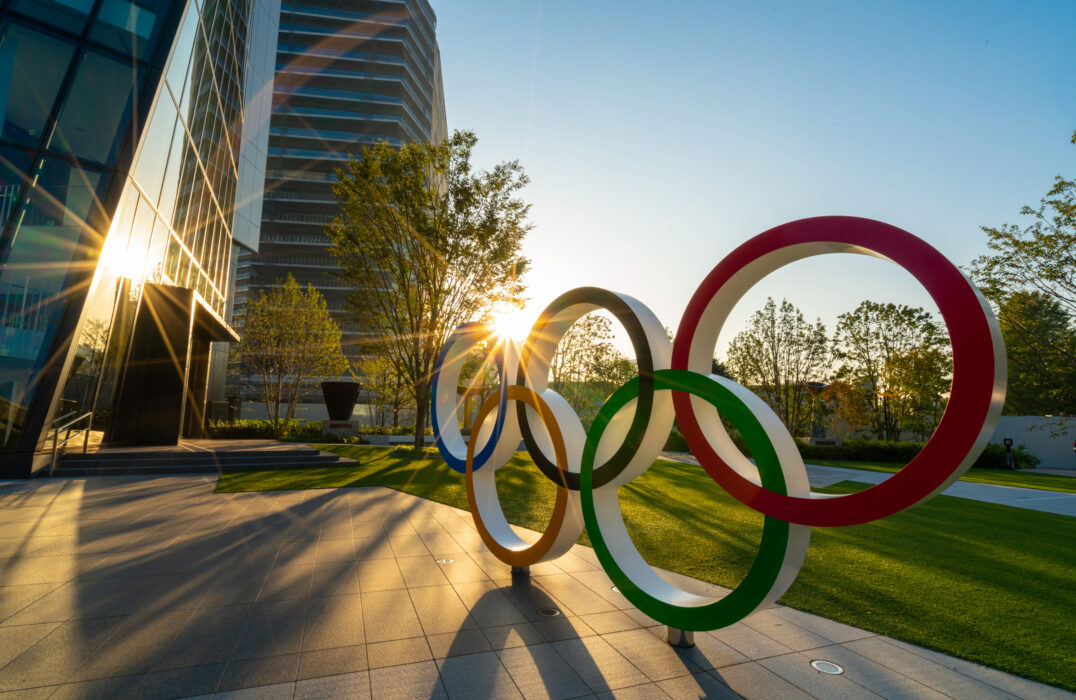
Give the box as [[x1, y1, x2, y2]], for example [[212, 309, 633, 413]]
[[431, 216, 1006, 632]]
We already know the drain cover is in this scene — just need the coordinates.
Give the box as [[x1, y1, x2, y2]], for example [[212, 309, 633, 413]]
[[0, 484, 32, 497], [536, 607, 561, 618], [811, 660, 844, 675], [435, 558, 454, 564]]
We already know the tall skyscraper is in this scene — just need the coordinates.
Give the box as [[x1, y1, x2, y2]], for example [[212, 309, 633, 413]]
[[0, 0, 278, 476], [233, 0, 447, 417]]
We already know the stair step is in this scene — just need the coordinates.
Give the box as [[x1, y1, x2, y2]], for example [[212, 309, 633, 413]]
[[51, 453, 356, 477]]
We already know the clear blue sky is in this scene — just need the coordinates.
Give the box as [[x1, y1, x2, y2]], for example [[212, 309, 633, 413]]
[[431, 0, 1076, 356]]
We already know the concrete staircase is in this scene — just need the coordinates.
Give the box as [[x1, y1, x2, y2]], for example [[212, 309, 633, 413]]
[[52, 444, 355, 477]]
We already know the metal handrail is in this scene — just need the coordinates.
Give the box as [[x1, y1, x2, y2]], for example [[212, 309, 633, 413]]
[[49, 411, 92, 477]]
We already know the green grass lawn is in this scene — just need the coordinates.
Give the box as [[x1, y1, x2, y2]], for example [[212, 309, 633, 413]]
[[806, 458, 1076, 493], [216, 445, 1076, 691]]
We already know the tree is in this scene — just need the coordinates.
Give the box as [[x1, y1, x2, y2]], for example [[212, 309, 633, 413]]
[[725, 298, 829, 437], [238, 274, 348, 436], [993, 291, 1076, 416], [969, 150, 1076, 421], [328, 130, 530, 448], [355, 354, 414, 428], [832, 301, 950, 441], [969, 175, 1076, 321], [549, 313, 637, 429]]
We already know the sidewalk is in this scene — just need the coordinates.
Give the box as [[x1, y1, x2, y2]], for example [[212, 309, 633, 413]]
[[0, 476, 1070, 699], [659, 452, 1076, 517]]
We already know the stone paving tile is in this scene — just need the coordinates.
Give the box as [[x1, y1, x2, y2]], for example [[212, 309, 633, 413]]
[[297, 643, 368, 680], [216, 652, 299, 692], [657, 672, 738, 699], [369, 659, 448, 700], [0, 622, 61, 669], [409, 583, 476, 635], [759, 650, 886, 699], [137, 662, 226, 699], [453, 581, 531, 628], [67, 609, 192, 681], [740, 608, 836, 652], [434, 554, 490, 584], [674, 632, 751, 672], [356, 557, 406, 592], [483, 622, 546, 650], [769, 605, 877, 644], [438, 650, 523, 699], [533, 573, 618, 617], [714, 661, 813, 699], [360, 588, 424, 643], [0, 615, 129, 691], [215, 680, 296, 699], [302, 593, 364, 650], [0, 582, 64, 623], [48, 672, 147, 699], [533, 615, 598, 642], [601, 628, 702, 682], [256, 564, 314, 602], [294, 670, 370, 700], [0, 685, 55, 699], [427, 627, 492, 658], [396, 554, 451, 588], [707, 620, 796, 660], [807, 643, 950, 699], [367, 635, 433, 669], [551, 634, 651, 693], [310, 558, 362, 595], [153, 604, 253, 671], [581, 610, 643, 635], [498, 642, 594, 699], [231, 599, 306, 659]]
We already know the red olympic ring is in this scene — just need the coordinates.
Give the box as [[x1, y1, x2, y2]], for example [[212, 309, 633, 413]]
[[672, 216, 1006, 527]]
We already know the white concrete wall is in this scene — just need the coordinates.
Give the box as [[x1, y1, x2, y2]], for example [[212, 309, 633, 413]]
[[990, 416, 1076, 469]]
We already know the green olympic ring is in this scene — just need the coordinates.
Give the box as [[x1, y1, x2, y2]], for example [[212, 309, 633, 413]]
[[580, 368, 809, 631]]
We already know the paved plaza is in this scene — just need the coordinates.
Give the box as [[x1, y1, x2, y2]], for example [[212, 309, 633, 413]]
[[0, 476, 1070, 699]]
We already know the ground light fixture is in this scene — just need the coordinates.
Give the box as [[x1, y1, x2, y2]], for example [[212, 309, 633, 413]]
[[435, 558, 453, 564], [811, 660, 845, 675], [536, 607, 561, 617]]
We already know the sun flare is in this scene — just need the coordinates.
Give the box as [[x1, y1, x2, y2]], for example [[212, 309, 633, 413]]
[[489, 306, 531, 342]]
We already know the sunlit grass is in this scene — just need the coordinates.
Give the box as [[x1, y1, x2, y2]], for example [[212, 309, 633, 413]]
[[216, 445, 1076, 691], [807, 458, 1076, 494]]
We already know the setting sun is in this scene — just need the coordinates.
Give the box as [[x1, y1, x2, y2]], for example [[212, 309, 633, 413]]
[[489, 305, 531, 342]]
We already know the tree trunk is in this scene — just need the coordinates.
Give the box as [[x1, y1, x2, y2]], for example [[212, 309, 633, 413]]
[[412, 379, 430, 449]]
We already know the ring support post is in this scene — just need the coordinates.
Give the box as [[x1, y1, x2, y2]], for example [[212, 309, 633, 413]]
[[667, 628, 694, 648]]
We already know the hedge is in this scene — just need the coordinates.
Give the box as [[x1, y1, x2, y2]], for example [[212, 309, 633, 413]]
[[663, 432, 1040, 470]]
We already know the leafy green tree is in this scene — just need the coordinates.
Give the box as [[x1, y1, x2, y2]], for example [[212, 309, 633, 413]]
[[550, 313, 637, 429], [969, 140, 1076, 420], [238, 274, 348, 436], [328, 130, 531, 447], [355, 354, 414, 428], [833, 301, 950, 441], [725, 297, 829, 437], [969, 171, 1075, 319], [994, 291, 1076, 415]]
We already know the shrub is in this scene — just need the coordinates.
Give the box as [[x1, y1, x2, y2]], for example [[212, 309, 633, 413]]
[[970, 442, 1040, 470], [206, 419, 321, 440]]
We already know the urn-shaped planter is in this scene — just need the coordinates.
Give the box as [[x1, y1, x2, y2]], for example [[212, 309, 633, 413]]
[[321, 381, 361, 422]]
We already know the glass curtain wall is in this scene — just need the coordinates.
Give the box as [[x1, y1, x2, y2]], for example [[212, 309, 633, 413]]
[[0, 0, 259, 473]]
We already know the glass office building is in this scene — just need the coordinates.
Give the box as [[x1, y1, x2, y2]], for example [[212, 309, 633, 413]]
[[0, 0, 278, 476], [232, 0, 447, 415]]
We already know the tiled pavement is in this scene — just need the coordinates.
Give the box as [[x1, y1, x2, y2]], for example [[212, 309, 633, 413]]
[[0, 477, 1070, 699]]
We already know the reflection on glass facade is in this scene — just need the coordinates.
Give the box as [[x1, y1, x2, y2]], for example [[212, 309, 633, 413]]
[[233, 0, 446, 411], [0, 0, 276, 476]]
